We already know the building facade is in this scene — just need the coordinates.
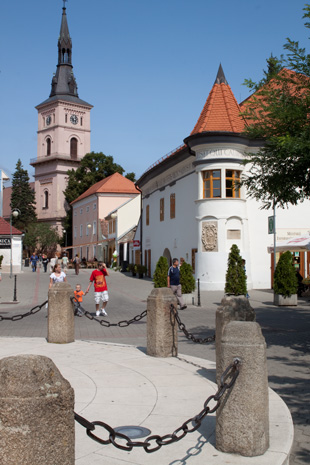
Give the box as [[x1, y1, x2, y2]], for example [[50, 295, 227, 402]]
[[30, 4, 92, 234], [136, 66, 310, 290]]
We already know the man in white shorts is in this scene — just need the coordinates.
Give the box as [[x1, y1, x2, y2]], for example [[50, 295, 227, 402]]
[[85, 262, 110, 316]]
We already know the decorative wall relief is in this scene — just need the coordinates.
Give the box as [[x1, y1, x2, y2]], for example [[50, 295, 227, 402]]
[[201, 221, 218, 252]]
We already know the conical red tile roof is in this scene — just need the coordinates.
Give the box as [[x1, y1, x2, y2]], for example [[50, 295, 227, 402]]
[[0, 217, 23, 235], [191, 65, 246, 135]]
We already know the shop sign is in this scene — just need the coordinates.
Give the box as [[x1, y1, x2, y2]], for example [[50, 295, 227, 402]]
[[0, 238, 11, 248]]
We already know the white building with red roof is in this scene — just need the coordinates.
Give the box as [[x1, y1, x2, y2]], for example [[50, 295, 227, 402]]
[[0, 217, 23, 274], [71, 172, 140, 264], [136, 65, 310, 290]]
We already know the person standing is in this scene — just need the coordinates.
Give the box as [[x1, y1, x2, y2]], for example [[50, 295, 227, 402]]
[[73, 254, 80, 275], [49, 264, 67, 288], [30, 252, 39, 272], [85, 262, 109, 317], [167, 258, 187, 310], [42, 254, 49, 272], [62, 253, 68, 271]]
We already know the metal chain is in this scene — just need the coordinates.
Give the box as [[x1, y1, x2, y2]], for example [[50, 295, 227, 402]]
[[170, 304, 215, 344], [71, 298, 147, 328], [75, 359, 240, 453], [0, 300, 48, 322]]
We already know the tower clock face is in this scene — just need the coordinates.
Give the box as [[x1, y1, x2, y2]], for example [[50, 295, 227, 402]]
[[46, 115, 52, 126], [70, 114, 78, 125]]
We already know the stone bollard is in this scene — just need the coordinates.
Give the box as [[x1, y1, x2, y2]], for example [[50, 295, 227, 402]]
[[0, 355, 75, 465], [216, 321, 269, 457], [216, 295, 255, 384], [48, 282, 75, 343], [147, 287, 178, 357]]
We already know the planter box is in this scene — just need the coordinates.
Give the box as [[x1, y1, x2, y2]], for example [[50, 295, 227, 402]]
[[274, 293, 297, 306]]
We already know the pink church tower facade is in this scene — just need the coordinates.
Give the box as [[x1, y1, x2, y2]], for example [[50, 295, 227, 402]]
[[31, 4, 93, 233]]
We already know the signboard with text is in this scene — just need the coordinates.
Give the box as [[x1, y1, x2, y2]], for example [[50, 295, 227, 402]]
[[133, 240, 140, 248]]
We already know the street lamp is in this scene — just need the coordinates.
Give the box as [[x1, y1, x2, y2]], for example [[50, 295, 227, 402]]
[[10, 208, 21, 278], [63, 229, 67, 248]]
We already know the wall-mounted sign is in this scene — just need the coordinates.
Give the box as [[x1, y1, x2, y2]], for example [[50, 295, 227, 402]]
[[133, 240, 140, 248], [0, 238, 11, 248]]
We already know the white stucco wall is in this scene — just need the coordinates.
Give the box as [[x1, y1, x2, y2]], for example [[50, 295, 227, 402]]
[[0, 235, 23, 274]]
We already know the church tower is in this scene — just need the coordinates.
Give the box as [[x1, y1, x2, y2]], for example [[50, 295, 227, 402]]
[[31, 2, 93, 232]]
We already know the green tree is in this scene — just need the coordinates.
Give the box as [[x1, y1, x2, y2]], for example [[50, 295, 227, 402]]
[[24, 223, 60, 256], [125, 172, 136, 182], [225, 244, 247, 296], [153, 256, 169, 288], [273, 251, 298, 297], [180, 262, 196, 293], [241, 4, 310, 209], [10, 159, 37, 230]]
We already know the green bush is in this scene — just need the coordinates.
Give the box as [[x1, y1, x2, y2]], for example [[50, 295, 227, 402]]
[[225, 244, 247, 296], [153, 256, 169, 288], [273, 251, 298, 297], [180, 262, 196, 293], [0, 255, 3, 268]]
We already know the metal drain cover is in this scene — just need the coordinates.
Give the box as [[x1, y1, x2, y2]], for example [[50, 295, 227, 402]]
[[114, 426, 151, 439]]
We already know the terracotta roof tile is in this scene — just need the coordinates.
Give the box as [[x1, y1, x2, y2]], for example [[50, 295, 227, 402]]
[[191, 67, 246, 135], [71, 172, 138, 205], [0, 216, 22, 235]]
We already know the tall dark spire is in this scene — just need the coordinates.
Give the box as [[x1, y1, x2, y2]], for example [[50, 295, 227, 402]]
[[214, 63, 228, 85], [49, 3, 78, 98]]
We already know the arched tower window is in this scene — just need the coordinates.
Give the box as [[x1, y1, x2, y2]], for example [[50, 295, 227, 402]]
[[70, 137, 78, 159], [46, 137, 51, 156], [43, 190, 49, 209]]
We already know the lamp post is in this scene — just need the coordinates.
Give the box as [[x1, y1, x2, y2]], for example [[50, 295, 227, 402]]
[[10, 208, 21, 278], [63, 229, 67, 248]]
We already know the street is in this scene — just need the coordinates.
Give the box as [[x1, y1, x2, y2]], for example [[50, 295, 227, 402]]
[[0, 266, 309, 464]]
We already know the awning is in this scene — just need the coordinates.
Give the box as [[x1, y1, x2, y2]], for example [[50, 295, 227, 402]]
[[268, 235, 310, 253]]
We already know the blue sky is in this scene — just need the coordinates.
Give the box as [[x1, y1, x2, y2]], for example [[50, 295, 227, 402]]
[[0, 0, 308, 182]]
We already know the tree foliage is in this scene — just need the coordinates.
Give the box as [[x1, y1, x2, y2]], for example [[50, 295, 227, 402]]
[[241, 4, 310, 209], [10, 159, 37, 230], [24, 223, 60, 256], [273, 251, 298, 297], [225, 244, 247, 296], [180, 262, 196, 293], [153, 256, 169, 288]]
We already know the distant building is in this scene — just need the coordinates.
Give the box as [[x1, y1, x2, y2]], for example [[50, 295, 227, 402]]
[[30, 4, 92, 234], [135, 65, 310, 289], [71, 173, 140, 264]]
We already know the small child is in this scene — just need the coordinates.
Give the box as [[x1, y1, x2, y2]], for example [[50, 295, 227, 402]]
[[74, 284, 85, 316]]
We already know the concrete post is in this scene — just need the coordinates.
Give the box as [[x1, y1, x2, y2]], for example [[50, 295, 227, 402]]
[[216, 321, 269, 457], [0, 355, 75, 465], [147, 287, 178, 357], [48, 282, 75, 343], [216, 296, 255, 384]]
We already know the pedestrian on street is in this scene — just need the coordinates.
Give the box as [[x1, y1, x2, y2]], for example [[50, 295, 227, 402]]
[[85, 262, 110, 317], [42, 254, 49, 272], [74, 284, 85, 317], [49, 264, 67, 288], [30, 252, 39, 272], [73, 254, 80, 275], [167, 258, 187, 310], [62, 253, 68, 271]]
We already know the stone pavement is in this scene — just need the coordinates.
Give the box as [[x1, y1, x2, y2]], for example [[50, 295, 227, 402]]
[[0, 266, 309, 464]]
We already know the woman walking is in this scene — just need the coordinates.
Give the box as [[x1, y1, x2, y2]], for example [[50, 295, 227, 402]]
[[49, 264, 67, 288]]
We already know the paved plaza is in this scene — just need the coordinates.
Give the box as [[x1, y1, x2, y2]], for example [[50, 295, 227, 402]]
[[0, 266, 309, 464]]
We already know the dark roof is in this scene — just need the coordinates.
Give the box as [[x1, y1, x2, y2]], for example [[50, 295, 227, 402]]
[[36, 94, 93, 109]]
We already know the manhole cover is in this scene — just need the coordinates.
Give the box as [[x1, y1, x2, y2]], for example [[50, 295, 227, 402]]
[[114, 426, 151, 439]]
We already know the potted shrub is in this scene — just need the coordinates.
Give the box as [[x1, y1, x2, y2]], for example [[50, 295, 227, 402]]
[[180, 261, 196, 304], [153, 256, 169, 287], [137, 264, 147, 279], [273, 251, 298, 306], [126, 263, 137, 277], [0, 255, 3, 269], [225, 244, 247, 296]]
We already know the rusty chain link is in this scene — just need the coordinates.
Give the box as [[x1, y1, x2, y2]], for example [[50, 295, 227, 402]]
[[71, 297, 147, 328], [170, 304, 215, 344], [75, 358, 240, 453], [0, 300, 47, 322]]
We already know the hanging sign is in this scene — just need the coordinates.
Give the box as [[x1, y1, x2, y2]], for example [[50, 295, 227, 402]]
[[133, 240, 140, 247]]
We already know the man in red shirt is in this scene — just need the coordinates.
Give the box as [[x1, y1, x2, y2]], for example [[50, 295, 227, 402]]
[[85, 262, 110, 317]]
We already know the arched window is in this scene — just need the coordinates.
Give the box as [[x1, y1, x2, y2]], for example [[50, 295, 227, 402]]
[[70, 137, 78, 159], [46, 137, 51, 156], [43, 190, 49, 209]]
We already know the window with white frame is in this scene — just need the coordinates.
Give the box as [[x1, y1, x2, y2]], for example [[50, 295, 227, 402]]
[[74, 226, 77, 239], [80, 225, 83, 237], [93, 221, 97, 235]]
